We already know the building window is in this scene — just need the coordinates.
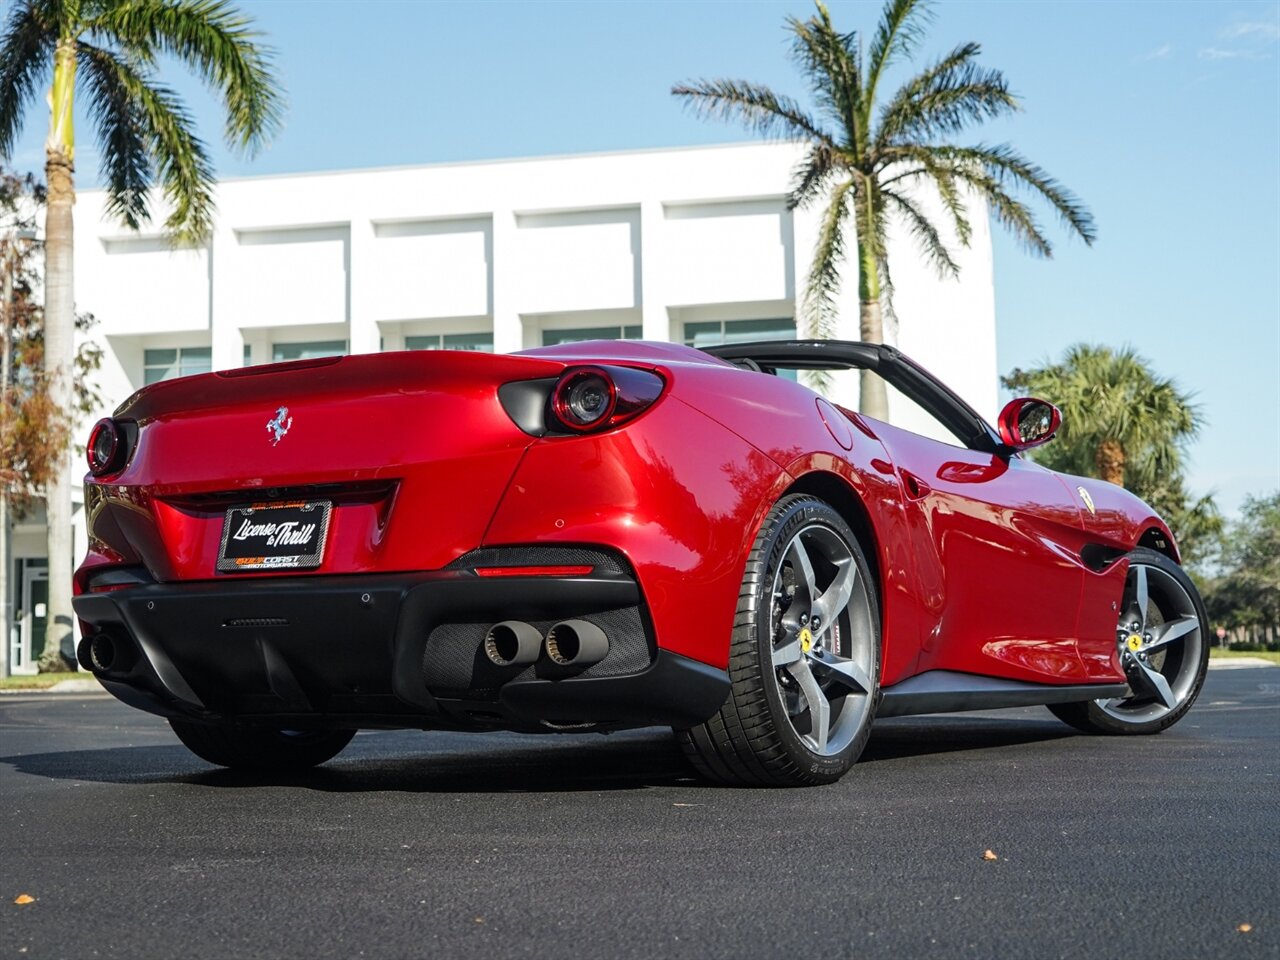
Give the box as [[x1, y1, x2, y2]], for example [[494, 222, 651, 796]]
[[404, 333, 494, 352], [272, 340, 348, 362], [542, 325, 642, 346], [681, 318, 796, 349], [143, 346, 212, 385]]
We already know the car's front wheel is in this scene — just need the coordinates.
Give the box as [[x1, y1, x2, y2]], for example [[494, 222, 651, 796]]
[[169, 719, 356, 770], [677, 494, 880, 786], [1050, 547, 1209, 735]]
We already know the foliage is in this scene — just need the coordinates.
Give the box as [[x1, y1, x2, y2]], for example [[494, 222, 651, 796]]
[[0, 168, 102, 516], [672, 0, 1095, 369], [1205, 493, 1280, 638], [0, 0, 284, 244], [1002, 343, 1221, 568]]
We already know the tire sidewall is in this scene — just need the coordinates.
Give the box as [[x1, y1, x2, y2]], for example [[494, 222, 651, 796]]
[[751, 496, 881, 780], [1085, 547, 1211, 735]]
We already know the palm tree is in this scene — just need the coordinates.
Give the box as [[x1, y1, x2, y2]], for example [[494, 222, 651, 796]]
[[1002, 343, 1221, 568], [673, 0, 1096, 419], [0, 0, 282, 670], [1002, 344, 1201, 488]]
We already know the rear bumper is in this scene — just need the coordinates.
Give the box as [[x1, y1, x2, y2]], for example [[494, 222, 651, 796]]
[[71, 569, 728, 732]]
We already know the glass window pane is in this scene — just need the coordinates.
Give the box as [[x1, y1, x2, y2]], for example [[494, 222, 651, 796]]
[[622, 325, 642, 340], [404, 335, 441, 351], [178, 346, 211, 377], [441, 333, 494, 352], [682, 321, 724, 348], [143, 348, 177, 366], [542, 327, 604, 346], [272, 340, 348, 362], [723, 318, 796, 343]]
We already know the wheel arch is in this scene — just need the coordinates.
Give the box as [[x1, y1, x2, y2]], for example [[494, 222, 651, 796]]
[[782, 471, 882, 605], [1138, 525, 1181, 564]]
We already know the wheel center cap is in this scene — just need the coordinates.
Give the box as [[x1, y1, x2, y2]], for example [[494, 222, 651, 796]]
[[1126, 634, 1143, 652], [799, 628, 813, 653]]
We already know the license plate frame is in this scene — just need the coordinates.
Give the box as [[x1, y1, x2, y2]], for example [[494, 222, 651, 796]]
[[217, 500, 332, 573]]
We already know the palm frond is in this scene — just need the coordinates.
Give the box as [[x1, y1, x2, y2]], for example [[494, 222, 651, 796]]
[[78, 42, 152, 230], [950, 164, 1052, 257], [92, 0, 282, 154], [0, 0, 55, 158], [787, 141, 843, 210], [84, 46, 216, 241], [672, 78, 834, 145], [876, 43, 1017, 145], [935, 143, 1097, 244], [787, 5, 862, 152], [864, 0, 932, 107], [802, 177, 855, 341], [881, 186, 960, 278], [876, 148, 973, 247]]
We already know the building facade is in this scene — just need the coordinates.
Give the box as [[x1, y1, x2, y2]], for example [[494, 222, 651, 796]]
[[3, 141, 996, 674]]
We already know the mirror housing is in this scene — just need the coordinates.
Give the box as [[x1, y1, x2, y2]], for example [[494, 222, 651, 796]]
[[998, 397, 1061, 451]]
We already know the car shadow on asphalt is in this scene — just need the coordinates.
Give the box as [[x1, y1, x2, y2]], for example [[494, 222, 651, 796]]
[[0, 714, 1077, 792]]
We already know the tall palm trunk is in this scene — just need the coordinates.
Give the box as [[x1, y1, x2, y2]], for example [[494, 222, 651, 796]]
[[38, 36, 77, 671], [855, 187, 889, 421], [1096, 439, 1125, 487]]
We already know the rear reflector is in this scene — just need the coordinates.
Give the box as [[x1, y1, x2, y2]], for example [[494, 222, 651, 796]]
[[474, 565, 594, 578]]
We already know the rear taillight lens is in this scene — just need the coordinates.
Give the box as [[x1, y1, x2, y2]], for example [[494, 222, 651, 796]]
[[549, 365, 664, 434], [86, 418, 126, 476]]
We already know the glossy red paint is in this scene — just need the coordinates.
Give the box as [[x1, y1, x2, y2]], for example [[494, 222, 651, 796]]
[[864, 421, 1092, 684], [75, 339, 1175, 696]]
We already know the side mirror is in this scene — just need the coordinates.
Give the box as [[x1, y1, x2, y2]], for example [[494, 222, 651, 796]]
[[998, 397, 1061, 451]]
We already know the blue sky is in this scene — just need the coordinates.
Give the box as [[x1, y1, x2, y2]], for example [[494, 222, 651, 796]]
[[6, 0, 1279, 517]]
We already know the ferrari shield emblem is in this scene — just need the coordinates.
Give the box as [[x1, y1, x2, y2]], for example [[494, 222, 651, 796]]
[[1077, 485, 1096, 516]]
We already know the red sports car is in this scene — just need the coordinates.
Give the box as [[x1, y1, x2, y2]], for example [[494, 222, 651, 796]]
[[72, 340, 1209, 786]]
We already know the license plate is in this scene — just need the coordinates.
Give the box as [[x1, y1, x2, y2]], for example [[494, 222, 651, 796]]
[[217, 500, 331, 572]]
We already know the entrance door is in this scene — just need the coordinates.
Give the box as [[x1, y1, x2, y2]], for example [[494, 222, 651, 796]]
[[16, 568, 48, 675]]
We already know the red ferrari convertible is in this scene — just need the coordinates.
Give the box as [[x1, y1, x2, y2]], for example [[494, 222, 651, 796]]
[[72, 340, 1209, 785]]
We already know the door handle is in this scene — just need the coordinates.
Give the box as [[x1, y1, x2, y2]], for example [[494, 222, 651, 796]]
[[900, 470, 932, 501]]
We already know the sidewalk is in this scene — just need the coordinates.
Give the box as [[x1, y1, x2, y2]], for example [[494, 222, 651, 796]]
[[2, 656, 1275, 696]]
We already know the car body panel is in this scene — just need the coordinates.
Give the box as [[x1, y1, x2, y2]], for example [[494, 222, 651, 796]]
[[73, 338, 1180, 733]]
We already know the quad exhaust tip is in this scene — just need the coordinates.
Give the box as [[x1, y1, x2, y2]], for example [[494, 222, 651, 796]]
[[483, 621, 543, 667], [544, 620, 609, 667]]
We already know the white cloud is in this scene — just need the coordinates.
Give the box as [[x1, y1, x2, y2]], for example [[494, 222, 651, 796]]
[[1221, 20, 1280, 42], [1198, 46, 1269, 60], [1199, 13, 1280, 61], [1141, 43, 1173, 61]]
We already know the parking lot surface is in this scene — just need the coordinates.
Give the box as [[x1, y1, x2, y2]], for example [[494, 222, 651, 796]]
[[2, 666, 1276, 959]]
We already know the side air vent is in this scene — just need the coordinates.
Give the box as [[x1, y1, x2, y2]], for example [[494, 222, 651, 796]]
[[223, 617, 289, 628]]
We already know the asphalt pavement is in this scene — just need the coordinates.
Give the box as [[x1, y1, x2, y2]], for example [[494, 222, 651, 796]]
[[1, 666, 1276, 960]]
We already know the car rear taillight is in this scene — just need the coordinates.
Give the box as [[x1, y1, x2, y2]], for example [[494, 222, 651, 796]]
[[86, 418, 128, 476], [548, 365, 664, 434]]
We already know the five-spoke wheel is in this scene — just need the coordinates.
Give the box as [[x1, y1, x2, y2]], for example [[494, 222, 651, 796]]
[[1050, 547, 1209, 735], [677, 494, 880, 786]]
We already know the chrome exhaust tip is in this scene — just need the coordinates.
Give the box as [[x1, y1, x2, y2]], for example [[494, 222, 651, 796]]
[[483, 621, 543, 667], [544, 620, 609, 667]]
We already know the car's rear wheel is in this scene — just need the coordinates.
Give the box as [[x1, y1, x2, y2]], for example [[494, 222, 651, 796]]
[[169, 719, 355, 770], [677, 494, 880, 786], [1049, 547, 1208, 735]]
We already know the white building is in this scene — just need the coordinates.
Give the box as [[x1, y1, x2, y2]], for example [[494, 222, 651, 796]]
[[4, 141, 995, 674]]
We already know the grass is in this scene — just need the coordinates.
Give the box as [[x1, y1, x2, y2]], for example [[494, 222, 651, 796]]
[[3, 649, 1273, 688], [0, 671, 95, 690], [1209, 648, 1280, 665]]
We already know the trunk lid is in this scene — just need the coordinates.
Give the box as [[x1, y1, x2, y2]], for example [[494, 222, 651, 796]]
[[100, 351, 567, 581]]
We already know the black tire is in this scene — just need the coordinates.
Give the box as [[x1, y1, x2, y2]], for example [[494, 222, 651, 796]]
[[676, 494, 880, 786], [169, 719, 355, 770], [1049, 547, 1209, 735]]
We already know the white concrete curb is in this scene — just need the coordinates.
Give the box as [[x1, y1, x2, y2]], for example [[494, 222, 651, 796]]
[[1207, 657, 1278, 670]]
